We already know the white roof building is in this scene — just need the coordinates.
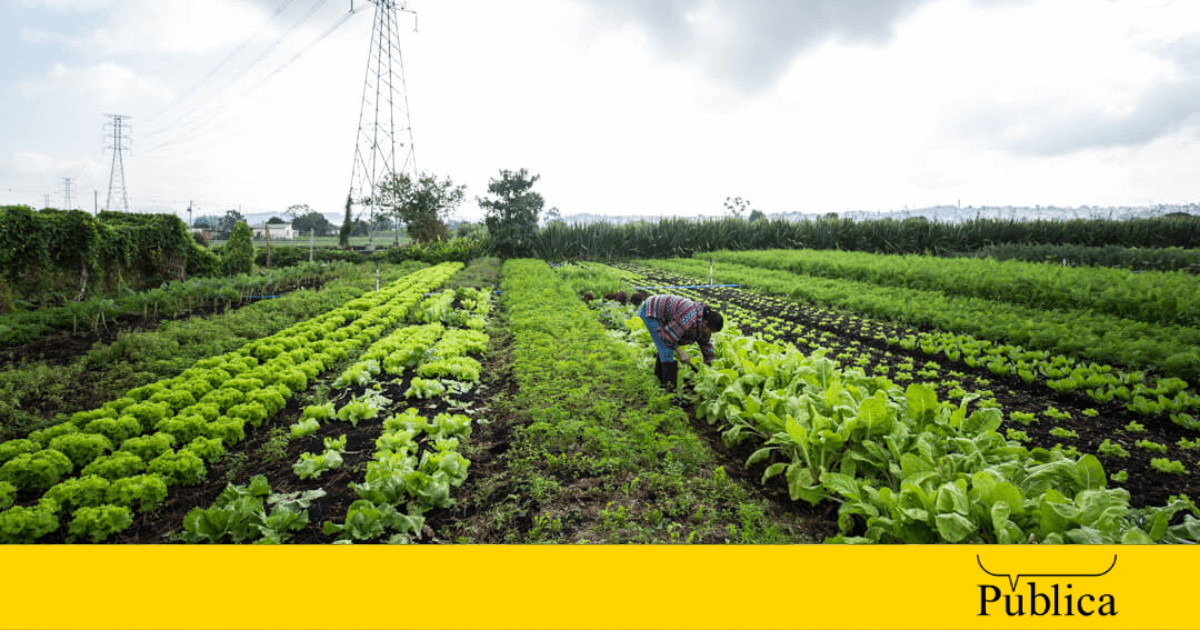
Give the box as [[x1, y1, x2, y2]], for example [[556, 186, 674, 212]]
[[249, 223, 295, 240]]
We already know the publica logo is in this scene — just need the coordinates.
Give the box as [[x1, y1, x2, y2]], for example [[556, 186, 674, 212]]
[[976, 555, 1118, 617]]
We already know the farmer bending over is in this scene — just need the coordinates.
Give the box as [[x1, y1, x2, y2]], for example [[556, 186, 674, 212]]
[[637, 294, 724, 390]]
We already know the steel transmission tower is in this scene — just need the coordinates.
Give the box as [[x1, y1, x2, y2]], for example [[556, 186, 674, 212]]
[[347, 0, 418, 250], [105, 114, 131, 212]]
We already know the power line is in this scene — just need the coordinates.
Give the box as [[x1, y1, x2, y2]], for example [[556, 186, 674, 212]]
[[140, 4, 360, 156], [139, 0, 335, 146], [138, 0, 300, 130]]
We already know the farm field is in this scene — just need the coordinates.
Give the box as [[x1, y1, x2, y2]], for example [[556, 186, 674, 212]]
[[1, 252, 1199, 544]]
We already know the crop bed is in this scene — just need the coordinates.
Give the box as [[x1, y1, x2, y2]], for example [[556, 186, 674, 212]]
[[621, 263, 1200, 509]]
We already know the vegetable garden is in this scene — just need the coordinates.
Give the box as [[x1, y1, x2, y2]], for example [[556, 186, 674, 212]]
[[2, 236, 1200, 543]]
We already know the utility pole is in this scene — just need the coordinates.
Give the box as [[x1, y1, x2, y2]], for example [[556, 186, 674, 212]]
[[347, 0, 419, 252], [94, 191, 98, 216], [105, 114, 131, 212], [187, 201, 193, 228]]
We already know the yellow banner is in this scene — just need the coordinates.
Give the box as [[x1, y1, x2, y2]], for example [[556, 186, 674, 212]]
[[0, 545, 1189, 629]]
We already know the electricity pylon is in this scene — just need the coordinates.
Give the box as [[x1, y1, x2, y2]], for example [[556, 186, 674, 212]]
[[347, 0, 418, 250], [105, 114, 131, 212]]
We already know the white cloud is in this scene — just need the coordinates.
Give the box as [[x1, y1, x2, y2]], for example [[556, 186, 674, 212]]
[[13, 62, 174, 110]]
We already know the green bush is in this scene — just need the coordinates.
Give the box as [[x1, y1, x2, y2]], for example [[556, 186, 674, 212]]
[[221, 221, 255, 276]]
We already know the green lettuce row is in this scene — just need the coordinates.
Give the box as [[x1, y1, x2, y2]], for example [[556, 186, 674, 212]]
[[637, 258, 1200, 417], [0, 262, 463, 542], [321, 407, 472, 543], [698, 248, 1200, 329]]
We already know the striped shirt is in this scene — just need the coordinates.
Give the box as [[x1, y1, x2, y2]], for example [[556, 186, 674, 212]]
[[640, 295, 715, 363]]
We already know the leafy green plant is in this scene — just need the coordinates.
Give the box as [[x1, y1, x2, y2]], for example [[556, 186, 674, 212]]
[[0, 481, 15, 510], [67, 505, 134, 542], [405, 377, 446, 399], [1048, 426, 1079, 439], [0, 449, 74, 493], [1134, 439, 1168, 453], [1097, 439, 1130, 458], [290, 417, 321, 439], [293, 435, 347, 480], [1150, 458, 1188, 474], [106, 473, 169, 513], [1008, 411, 1038, 426], [147, 450, 207, 486], [0, 498, 61, 543], [80, 452, 145, 480], [48, 433, 113, 469]]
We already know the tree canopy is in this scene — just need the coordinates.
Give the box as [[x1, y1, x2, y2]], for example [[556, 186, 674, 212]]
[[364, 172, 466, 243], [479, 168, 544, 259]]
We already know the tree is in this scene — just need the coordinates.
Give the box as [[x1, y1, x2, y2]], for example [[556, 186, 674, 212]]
[[221, 221, 255, 275], [748, 209, 766, 222], [217, 209, 244, 240], [365, 172, 467, 244], [292, 211, 332, 237], [266, 216, 286, 225], [479, 168, 544, 259]]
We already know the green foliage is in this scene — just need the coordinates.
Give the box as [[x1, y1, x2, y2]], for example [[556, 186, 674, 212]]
[[0, 498, 60, 543], [364, 172, 466, 243], [0, 439, 39, 465], [67, 505, 133, 542], [182, 475, 323, 544], [119, 433, 176, 461], [1149, 458, 1187, 474], [48, 433, 113, 468], [80, 451, 146, 480], [480, 169, 544, 259], [0, 480, 13, 510], [46, 475, 112, 512], [0, 207, 219, 308], [0, 449, 74, 493], [106, 473, 169, 513], [1097, 439, 1130, 458], [221, 221, 255, 276]]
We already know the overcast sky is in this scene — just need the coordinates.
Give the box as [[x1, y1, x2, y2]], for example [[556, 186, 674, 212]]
[[2, 0, 1200, 224]]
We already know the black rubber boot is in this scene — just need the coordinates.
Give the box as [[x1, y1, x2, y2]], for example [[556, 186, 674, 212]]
[[660, 360, 678, 391], [654, 357, 662, 381]]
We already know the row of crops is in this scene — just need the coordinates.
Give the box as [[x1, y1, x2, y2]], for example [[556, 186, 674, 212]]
[[639, 254, 1200, 386], [3, 245, 1200, 545], [0, 263, 478, 542], [580, 262, 1200, 543]]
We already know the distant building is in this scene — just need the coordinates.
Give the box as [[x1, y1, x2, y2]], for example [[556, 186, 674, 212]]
[[249, 223, 295, 240], [189, 227, 214, 240]]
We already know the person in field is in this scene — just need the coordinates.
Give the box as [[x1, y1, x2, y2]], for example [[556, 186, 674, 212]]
[[636, 294, 724, 390]]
